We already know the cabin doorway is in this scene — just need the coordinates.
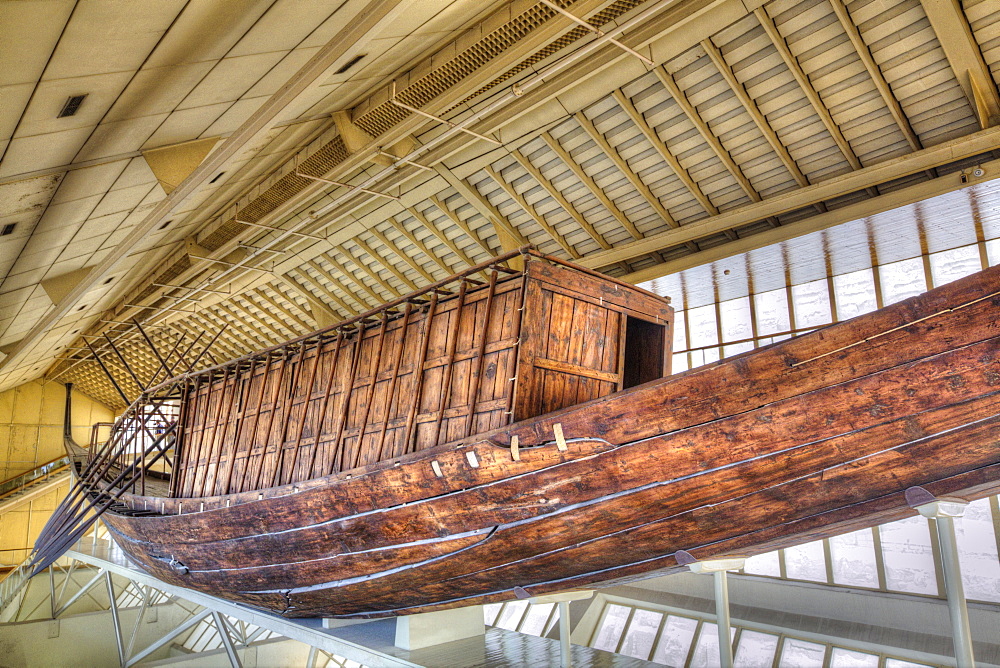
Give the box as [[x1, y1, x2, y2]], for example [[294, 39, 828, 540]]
[[622, 316, 667, 389]]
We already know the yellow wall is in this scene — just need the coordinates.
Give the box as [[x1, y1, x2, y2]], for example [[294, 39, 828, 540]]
[[0, 380, 115, 481], [0, 479, 71, 566]]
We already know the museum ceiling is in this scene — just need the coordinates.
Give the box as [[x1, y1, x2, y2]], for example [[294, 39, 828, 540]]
[[2, 0, 1000, 408]]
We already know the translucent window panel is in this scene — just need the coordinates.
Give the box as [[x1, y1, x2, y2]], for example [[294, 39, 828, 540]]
[[672, 310, 689, 372], [754, 288, 791, 336], [791, 279, 832, 328], [987, 238, 1000, 267], [784, 540, 827, 582], [620, 608, 663, 660], [880, 516, 938, 595], [687, 304, 719, 348], [495, 599, 529, 630], [519, 602, 554, 636], [592, 603, 630, 652], [885, 659, 932, 668], [778, 638, 826, 667], [651, 615, 699, 667], [833, 269, 878, 320], [829, 529, 879, 588], [483, 602, 502, 625], [720, 297, 752, 342], [734, 630, 779, 667], [723, 341, 754, 358], [690, 623, 736, 668], [673, 310, 688, 350], [743, 551, 781, 577], [672, 353, 690, 373], [929, 244, 981, 287], [879, 258, 927, 305], [955, 497, 1000, 602], [830, 647, 879, 668]]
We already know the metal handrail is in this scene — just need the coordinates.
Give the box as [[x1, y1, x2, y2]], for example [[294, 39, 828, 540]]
[[0, 557, 32, 614], [0, 456, 70, 500]]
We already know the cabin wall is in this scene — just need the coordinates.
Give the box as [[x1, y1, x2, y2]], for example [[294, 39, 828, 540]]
[[173, 274, 525, 497], [513, 262, 673, 420]]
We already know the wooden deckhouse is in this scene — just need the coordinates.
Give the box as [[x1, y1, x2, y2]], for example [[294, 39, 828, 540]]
[[169, 250, 672, 499]]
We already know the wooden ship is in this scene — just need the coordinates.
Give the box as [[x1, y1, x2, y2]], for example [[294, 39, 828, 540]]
[[29, 247, 1000, 619]]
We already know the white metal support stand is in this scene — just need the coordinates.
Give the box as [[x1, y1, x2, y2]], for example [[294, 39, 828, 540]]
[[681, 554, 745, 668], [559, 601, 572, 668], [915, 497, 976, 668], [529, 589, 593, 668]]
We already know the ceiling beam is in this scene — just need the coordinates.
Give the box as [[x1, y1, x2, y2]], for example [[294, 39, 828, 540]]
[[318, 254, 385, 306], [540, 131, 649, 250], [650, 68, 760, 208], [369, 224, 448, 281], [754, 6, 864, 173], [434, 165, 529, 250], [428, 196, 494, 257], [349, 238, 417, 293], [829, 0, 923, 152], [509, 149, 611, 251], [484, 165, 581, 258], [574, 112, 682, 239], [613, 88, 720, 217], [700, 38, 810, 190], [405, 206, 484, 274], [620, 151, 1000, 284], [577, 123, 1000, 268], [920, 0, 1000, 128], [303, 259, 372, 311], [252, 289, 314, 333], [4, 0, 414, 377], [282, 273, 356, 319]]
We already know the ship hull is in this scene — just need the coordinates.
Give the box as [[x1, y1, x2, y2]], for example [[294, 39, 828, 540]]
[[101, 264, 1000, 617]]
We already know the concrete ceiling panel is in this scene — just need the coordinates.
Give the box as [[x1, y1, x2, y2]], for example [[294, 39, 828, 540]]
[[44, 0, 186, 80], [0, 173, 62, 220], [111, 157, 159, 190], [89, 183, 160, 219], [13, 71, 134, 138], [74, 114, 170, 163], [74, 211, 130, 241], [49, 160, 129, 206], [0, 0, 74, 87], [103, 62, 217, 124], [228, 0, 351, 57], [0, 83, 34, 141], [144, 0, 278, 68], [29, 195, 103, 233], [204, 96, 271, 136], [244, 47, 321, 99], [178, 51, 289, 110], [142, 102, 232, 149], [0, 126, 93, 179]]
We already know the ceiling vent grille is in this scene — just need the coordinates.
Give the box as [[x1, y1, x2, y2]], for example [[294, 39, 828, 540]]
[[58, 94, 87, 118]]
